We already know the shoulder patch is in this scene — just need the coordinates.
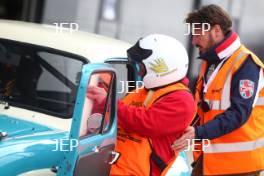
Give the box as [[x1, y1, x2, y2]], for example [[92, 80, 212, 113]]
[[239, 80, 254, 99]]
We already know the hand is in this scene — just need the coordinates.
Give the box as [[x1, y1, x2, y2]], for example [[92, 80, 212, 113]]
[[86, 85, 107, 105], [171, 126, 195, 151]]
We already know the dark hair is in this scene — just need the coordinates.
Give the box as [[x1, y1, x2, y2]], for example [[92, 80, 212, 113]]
[[185, 4, 232, 35]]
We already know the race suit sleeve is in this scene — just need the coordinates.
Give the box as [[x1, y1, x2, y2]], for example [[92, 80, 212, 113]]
[[117, 90, 196, 138]]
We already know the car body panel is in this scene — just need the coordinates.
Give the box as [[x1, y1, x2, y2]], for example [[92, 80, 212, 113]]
[[0, 130, 68, 175], [0, 107, 72, 132], [0, 115, 52, 137]]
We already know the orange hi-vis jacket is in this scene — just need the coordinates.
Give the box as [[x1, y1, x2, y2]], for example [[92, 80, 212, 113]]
[[194, 45, 264, 175], [110, 82, 190, 176]]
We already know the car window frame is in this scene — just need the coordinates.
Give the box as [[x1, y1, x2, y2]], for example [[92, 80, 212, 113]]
[[79, 70, 116, 139]]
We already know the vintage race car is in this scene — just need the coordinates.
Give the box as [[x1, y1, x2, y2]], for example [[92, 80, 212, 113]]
[[0, 20, 190, 176]]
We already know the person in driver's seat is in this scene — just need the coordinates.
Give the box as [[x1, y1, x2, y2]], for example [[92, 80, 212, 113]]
[[87, 34, 196, 176], [0, 63, 17, 97]]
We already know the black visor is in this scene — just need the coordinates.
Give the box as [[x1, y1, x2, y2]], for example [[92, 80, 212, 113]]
[[127, 39, 152, 63]]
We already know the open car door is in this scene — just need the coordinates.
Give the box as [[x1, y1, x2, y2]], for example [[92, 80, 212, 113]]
[[57, 63, 118, 176]]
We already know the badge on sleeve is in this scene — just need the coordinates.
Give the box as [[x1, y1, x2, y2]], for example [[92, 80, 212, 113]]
[[239, 80, 254, 99]]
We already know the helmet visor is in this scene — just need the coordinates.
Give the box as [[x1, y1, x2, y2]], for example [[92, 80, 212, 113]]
[[127, 39, 152, 63]]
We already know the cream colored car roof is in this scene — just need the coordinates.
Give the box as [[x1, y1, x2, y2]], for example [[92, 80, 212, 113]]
[[0, 20, 131, 62]]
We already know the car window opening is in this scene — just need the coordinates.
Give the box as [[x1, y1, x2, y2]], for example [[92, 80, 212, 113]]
[[0, 39, 86, 118]]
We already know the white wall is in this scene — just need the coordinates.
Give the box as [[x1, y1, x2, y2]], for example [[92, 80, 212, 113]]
[[42, 0, 79, 24], [42, 0, 193, 45]]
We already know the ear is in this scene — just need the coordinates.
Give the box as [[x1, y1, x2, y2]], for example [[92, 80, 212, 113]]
[[211, 24, 224, 40], [213, 24, 224, 37]]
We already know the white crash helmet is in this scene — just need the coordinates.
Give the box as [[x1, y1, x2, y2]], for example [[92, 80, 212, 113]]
[[127, 34, 189, 89]]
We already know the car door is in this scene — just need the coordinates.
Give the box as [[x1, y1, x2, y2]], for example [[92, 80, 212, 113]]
[[57, 63, 118, 176]]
